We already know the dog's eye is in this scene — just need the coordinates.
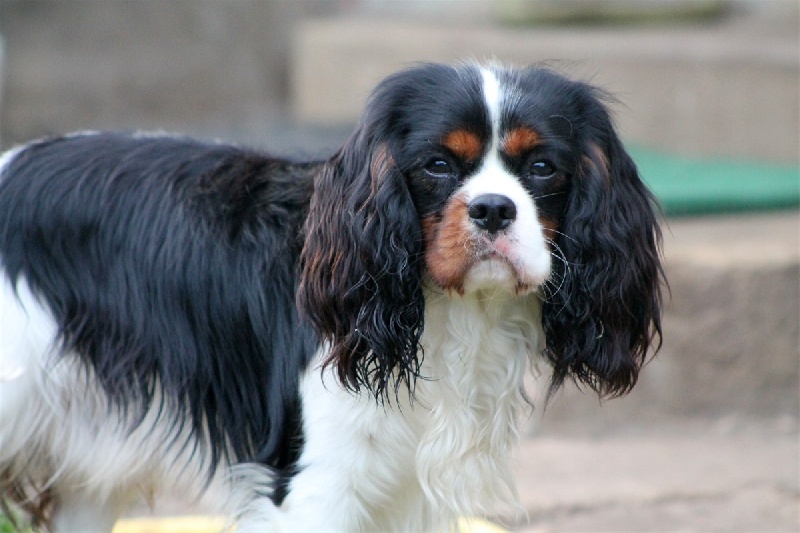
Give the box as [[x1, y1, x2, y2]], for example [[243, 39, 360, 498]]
[[529, 160, 556, 179], [424, 159, 454, 178]]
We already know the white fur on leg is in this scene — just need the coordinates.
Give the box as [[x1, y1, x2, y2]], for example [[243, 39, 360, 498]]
[[52, 489, 136, 533], [234, 357, 432, 532]]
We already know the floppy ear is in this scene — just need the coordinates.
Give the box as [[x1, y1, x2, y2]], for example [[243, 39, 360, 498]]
[[297, 125, 425, 398], [542, 103, 665, 398]]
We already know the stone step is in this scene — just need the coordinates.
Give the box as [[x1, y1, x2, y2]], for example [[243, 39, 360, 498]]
[[290, 7, 798, 162]]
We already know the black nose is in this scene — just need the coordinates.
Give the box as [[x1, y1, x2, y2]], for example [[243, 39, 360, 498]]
[[467, 194, 517, 234]]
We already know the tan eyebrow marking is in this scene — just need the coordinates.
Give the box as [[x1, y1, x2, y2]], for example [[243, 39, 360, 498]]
[[442, 130, 483, 162], [503, 127, 541, 157]]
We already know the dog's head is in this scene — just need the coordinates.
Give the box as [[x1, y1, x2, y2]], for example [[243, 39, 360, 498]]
[[298, 63, 664, 399]]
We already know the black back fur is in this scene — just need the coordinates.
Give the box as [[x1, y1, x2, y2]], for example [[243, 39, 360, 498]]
[[0, 134, 318, 477]]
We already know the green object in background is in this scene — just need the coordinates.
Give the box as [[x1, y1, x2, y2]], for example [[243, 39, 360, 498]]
[[631, 148, 800, 217], [0, 513, 30, 533]]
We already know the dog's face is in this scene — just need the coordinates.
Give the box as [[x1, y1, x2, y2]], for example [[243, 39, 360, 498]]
[[393, 68, 572, 296], [299, 63, 664, 399]]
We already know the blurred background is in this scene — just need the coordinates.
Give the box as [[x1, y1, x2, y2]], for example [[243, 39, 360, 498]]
[[0, 0, 797, 531]]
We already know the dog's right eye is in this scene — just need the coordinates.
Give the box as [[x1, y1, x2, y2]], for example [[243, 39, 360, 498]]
[[424, 159, 454, 178]]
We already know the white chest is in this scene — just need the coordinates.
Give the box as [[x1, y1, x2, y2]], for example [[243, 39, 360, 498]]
[[279, 290, 542, 531]]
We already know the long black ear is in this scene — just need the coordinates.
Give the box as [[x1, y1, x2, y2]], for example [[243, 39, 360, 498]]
[[297, 124, 424, 398], [543, 99, 665, 398]]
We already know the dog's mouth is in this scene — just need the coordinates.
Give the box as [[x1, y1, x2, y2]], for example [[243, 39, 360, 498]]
[[425, 236, 545, 296], [463, 247, 536, 295]]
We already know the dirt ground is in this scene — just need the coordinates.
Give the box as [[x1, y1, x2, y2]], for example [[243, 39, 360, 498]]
[[508, 418, 798, 532]]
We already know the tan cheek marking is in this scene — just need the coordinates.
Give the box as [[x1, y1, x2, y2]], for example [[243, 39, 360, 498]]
[[442, 130, 483, 162], [503, 127, 541, 157], [422, 197, 474, 294]]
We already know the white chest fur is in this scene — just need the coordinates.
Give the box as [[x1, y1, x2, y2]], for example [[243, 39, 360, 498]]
[[266, 289, 542, 531]]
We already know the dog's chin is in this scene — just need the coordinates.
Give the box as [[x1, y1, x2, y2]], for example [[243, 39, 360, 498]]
[[462, 257, 542, 296]]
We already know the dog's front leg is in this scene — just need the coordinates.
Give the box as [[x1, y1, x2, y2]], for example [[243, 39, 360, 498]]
[[51, 487, 136, 533]]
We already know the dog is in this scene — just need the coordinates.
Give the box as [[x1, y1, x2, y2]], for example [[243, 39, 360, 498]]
[[0, 62, 664, 531]]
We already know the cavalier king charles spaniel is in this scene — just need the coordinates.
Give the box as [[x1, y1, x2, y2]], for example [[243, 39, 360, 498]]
[[0, 63, 664, 531]]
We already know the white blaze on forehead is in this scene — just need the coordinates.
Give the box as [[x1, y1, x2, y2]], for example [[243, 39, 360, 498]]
[[467, 66, 520, 204], [479, 66, 502, 143]]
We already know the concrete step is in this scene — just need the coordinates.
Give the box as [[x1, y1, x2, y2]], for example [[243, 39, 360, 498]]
[[291, 7, 798, 163]]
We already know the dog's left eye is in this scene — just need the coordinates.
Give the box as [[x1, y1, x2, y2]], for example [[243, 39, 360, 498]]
[[529, 160, 556, 179], [424, 159, 455, 178]]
